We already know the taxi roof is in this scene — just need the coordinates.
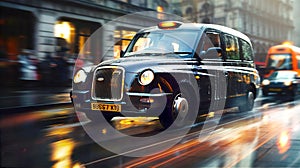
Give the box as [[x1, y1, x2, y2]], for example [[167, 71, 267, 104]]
[[139, 22, 252, 45], [268, 44, 300, 54]]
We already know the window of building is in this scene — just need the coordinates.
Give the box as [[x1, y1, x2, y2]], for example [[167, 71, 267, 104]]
[[54, 18, 101, 63], [224, 34, 240, 60], [114, 29, 137, 59], [0, 7, 35, 60], [54, 21, 75, 45]]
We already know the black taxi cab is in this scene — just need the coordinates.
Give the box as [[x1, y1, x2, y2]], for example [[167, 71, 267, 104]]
[[71, 21, 260, 129]]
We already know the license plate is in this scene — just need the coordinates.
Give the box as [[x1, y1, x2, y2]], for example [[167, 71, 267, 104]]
[[269, 88, 282, 92], [91, 103, 121, 112]]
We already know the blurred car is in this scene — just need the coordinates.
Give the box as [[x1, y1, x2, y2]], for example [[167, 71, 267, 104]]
[[261, 70, 300, 97]]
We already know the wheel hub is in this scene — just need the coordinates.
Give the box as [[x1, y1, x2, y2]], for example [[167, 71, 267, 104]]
[[174, 97, 189, 114]]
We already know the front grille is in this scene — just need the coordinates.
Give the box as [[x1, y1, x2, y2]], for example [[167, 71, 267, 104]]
[[92, 67, 124, 101]]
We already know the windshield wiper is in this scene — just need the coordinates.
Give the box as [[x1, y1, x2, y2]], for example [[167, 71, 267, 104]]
[[124, 53, 162, 57], [161, 52, 193, 56], [124, 52, 193, 57]]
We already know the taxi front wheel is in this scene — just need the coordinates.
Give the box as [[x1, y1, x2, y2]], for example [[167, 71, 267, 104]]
[[159, 87, 197, 129]]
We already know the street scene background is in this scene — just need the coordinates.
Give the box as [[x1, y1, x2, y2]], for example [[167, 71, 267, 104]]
[[1, 0, 300, 168]]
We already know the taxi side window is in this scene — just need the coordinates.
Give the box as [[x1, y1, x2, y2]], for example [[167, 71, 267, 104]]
[[202, 32, 221, 51], [240, 39, 253, 61], [200, 32, 222, 60], [224, 34, 240, 60], [133, 37, 151, 52]]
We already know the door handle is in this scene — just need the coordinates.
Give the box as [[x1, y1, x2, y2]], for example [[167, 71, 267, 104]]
[[224, 72, 229, 76]]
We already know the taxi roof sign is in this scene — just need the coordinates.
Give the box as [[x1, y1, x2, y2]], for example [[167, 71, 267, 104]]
[[158, 21, 182, 29]]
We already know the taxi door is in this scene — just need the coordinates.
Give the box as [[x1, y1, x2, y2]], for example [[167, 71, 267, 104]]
[[197, 30, 227, 111], [221, 33, 243, 103]]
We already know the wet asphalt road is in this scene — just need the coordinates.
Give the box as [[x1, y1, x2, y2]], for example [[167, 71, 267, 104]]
[[1, 93, 300, 168]]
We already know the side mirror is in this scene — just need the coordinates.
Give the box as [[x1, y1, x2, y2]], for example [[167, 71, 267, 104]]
[[200, 47, 222, 60]]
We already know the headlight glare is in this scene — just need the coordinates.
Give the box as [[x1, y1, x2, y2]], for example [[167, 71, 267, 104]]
[[284, 81, 292, 86], [73, 69, 87, 83], [262, 79, 270, 85], [139, 70, 154, 85]]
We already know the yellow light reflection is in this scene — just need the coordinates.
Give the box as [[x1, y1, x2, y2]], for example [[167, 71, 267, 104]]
[[113, 117, 158, 130], [46, 127, 73, 137], [157, 6, 164, 19], [102, 128, 107, 135], [52, 159, 72, 168], [73, 163, 84, 168], [208, 112, 214, 118], [282, 41, 294, 46], [51, 138, 81, 168], [277, 130, 290, 154], [157, 6, 164, 13]]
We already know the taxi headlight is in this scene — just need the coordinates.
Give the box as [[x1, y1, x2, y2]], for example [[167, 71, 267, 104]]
[[262, 79, 270, 86], [284, 81, 292, 86], [139, 70, 154, 86], [73, 69, 87, 83]]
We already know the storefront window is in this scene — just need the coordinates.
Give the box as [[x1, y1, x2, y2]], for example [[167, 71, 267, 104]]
[[54, 18, 101, 63], [54, 21, 75, 44], [0, 7, 35, 60], [114, 29, 137, 59]]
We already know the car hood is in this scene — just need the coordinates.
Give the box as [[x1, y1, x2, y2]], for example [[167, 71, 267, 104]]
[[97, 55, 197, 73]]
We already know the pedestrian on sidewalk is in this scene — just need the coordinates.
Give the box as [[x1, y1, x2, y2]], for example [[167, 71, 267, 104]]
[[51, 48, 69, 86], [18, 49, 39, 87], [38, 52, 54, 86]]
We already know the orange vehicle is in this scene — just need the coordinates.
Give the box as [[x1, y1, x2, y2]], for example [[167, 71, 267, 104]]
[[264, 43, 300, 78]]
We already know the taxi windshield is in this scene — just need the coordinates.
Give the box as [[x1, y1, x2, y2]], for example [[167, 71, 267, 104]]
[[124, 31, 200, 57], [267, 54, 292, 70]]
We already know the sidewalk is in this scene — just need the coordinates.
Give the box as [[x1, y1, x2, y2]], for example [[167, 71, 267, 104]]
[[0, 85, 72, 112]]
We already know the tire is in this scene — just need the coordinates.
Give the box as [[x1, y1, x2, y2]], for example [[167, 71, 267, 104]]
[[159, 87, 197, 129], [239, 89, 255, 112]]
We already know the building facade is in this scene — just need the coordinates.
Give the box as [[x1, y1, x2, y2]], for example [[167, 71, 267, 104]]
[[175, 0, 294, 65], [293, 0, 300, 46], [1, 0, 173, 62], [0, 0, 173, 85], [0, 0, 295, 85]]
